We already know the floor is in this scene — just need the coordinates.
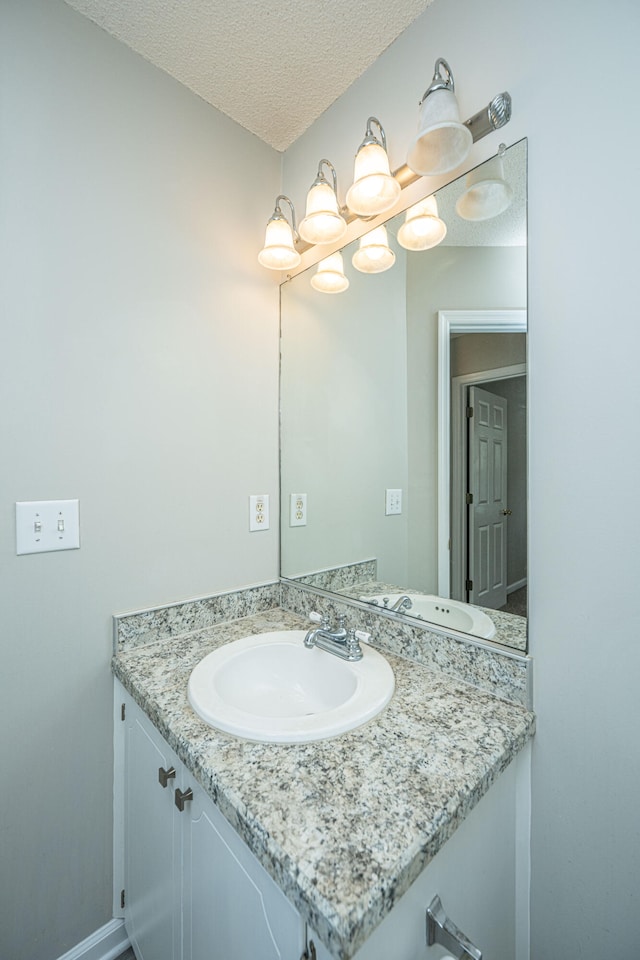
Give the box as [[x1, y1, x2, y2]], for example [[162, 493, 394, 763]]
[[500, 585, 527, 618]]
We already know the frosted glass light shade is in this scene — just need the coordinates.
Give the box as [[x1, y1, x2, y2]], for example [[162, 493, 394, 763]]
[[407, 88, 473, 176], [299, 181, 347, 244], [397, 195, 447, 251], [352, 225, 395, 274], [455, 154, 513, 221], [346, 142, 401, 217], [311, 252, 349, 293], [258, 216, 301, 270]]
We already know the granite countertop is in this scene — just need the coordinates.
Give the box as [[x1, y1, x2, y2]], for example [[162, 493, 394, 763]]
[[113, 605, 535, 960]]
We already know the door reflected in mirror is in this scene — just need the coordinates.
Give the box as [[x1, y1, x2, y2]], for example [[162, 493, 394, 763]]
[[280, 139, 527, 651]]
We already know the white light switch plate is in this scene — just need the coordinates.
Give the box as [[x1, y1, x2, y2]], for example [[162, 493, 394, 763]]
[[385, 488, 402, 516], [16, 499, 80, 554]]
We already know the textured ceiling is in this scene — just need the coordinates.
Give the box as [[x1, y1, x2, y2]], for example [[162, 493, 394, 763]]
[[64, 0, 435, 151]]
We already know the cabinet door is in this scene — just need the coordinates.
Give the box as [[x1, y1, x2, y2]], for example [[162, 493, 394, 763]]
[[182, 779, 303, 960], [124, 706, 180, 960]]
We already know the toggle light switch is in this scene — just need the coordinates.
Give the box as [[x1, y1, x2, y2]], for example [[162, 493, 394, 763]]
[[16, 499, 80, 555], [385, 488, 402, 516]]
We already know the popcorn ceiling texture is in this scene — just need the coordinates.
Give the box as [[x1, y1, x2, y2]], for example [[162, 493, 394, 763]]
[[64, 0, 435, 150]]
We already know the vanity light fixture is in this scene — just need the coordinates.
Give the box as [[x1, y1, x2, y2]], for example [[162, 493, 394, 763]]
[[311, 251, 350, 293], [258, 59, 513, 269], [298, 159, 347, 245], [352, 224, 395, 274], [258, 195, 301, 270], [406, 58, 473, 176], [397, 194, 447, 251], [346, 117, 401, 217], [455, 143, 513, 221]]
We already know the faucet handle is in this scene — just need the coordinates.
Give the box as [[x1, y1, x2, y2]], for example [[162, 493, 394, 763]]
[[309, 610, 330, 628], [354, 629, 372, 645]]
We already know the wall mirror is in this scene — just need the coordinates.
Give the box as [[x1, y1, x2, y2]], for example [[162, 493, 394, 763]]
[[280, 138, 527, 652]]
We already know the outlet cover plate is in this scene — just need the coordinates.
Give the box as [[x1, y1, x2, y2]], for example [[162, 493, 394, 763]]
[[249, 494, 270, 532], [289, 493, 307, 527]]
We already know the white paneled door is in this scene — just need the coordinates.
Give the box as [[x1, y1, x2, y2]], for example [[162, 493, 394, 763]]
[[468, 386, 508, 610]]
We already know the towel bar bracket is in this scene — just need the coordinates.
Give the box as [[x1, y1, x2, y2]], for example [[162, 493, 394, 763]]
[[426, 894, 482, 960]]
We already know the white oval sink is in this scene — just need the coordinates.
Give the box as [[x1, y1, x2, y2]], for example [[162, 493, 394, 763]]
[[361, 593, 496, 639], [187, 630, 395, 743]]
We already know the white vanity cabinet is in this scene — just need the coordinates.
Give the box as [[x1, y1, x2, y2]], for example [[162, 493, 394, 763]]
[[116, 680, 530, 960], [117, 685, 304, 960]]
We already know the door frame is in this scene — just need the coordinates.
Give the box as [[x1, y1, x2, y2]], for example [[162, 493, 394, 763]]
[[437, 309, 527, 598]]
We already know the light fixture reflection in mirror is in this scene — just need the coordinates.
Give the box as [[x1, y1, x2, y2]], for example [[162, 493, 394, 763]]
[[352, 224, 396, 274], [456, 144, 513, 221], [279, 140, 528, 653], [311, 251, 349, 294], [397, 194, 447, 251]]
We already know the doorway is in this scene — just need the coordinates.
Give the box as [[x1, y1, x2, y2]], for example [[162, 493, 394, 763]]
[[452, 371, 527, 609], [437, 310, 527, 604]]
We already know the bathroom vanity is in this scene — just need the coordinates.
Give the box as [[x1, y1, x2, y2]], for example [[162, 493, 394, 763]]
[[113, 591, 534, 960]]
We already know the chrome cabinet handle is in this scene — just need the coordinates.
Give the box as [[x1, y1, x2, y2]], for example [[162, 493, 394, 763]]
[[158, 766, 176, 788], [174, 787, 193, 812]]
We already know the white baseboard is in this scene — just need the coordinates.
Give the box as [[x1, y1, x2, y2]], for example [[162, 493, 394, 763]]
[[56, 919, 130, 960], [507, 578, 527, 594]]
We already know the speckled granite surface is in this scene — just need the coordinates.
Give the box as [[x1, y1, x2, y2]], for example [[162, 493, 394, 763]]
[[290, 559, 378, 593], [114, 581, 280, 653], [113, 597, 534, 959], [280, 580, 531, 709]]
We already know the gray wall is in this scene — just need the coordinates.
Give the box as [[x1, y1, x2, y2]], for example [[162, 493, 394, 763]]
[[280, 244, 409, 585], [0, 2, 280, 958], [405, 246, 526, 593], [282, 0, 640, 955]]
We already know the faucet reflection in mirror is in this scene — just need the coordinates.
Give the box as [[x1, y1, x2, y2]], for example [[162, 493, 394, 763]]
[[258, 57, 513, 270]]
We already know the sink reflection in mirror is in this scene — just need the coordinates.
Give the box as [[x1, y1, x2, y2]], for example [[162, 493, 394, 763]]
[[280, 139, 527, 651], [361, 593, 496, 639]]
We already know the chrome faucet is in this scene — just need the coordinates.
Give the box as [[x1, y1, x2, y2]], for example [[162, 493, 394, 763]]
[[388, 595, 413, 613], [304, 612, 366, 661], [369, 595, 413, 613]]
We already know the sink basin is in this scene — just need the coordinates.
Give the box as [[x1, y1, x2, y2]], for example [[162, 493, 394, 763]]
[[361, 593, 496, 639], [187, 630, 395, 743]]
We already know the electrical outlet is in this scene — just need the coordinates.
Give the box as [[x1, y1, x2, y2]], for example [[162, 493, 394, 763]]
[[16, 499, 80, 554], [249, 494, 270, 532], [385, 488, 402, 516], [289, 493, 307, 527]]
